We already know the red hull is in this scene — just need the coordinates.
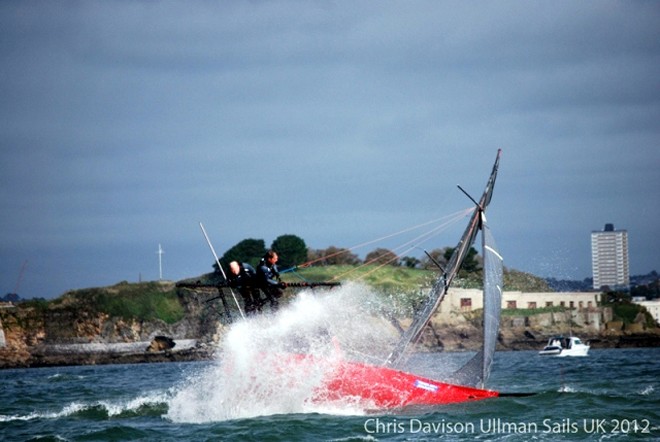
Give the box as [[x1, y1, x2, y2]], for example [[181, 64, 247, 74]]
[[286, 354, 499, 409]]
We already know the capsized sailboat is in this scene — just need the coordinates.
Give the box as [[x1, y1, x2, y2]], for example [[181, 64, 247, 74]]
[[305, 149, 505, 408]]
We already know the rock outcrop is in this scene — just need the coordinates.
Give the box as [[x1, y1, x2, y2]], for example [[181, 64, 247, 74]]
[[0, 282, 223, 368], [146, 335, 176, 352]]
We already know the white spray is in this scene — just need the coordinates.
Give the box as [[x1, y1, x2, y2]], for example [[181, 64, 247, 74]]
[[166, 282, 399, 422]]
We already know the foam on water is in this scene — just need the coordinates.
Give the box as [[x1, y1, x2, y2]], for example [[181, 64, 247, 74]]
[[166, 283, 399, 422], [639, 385, 654, 396], [558, 385, 578, 393]]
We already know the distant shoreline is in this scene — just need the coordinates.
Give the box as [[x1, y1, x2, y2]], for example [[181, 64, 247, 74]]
[[2, 334, 658, 370]]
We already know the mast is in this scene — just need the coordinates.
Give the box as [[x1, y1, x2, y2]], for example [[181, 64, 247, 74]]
[[385, 149, 501, 368], [199, 222, 246, 320]]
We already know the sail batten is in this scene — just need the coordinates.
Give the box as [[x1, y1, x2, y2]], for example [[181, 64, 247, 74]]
[[384, 149, 502, 370]]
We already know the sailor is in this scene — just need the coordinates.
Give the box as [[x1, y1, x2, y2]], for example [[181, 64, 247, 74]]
[[226, 261, 263, 315], [256, 250, 287, 311]]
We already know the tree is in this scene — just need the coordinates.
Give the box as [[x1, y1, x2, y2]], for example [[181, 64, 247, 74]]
[[220, 238, 266, 269], [443, 246, 481, 273], [271, 234, 307, 269], [401, 256, 420, 269], [365, 248, 399, 266], [420, 248, 449, 270], [307, 246, 361, 266]]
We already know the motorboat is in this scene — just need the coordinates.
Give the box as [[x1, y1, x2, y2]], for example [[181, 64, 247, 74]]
[[539, 336, 590, 357]]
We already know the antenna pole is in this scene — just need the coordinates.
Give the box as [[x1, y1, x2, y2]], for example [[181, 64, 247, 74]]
[[156, 244, 164, 280]]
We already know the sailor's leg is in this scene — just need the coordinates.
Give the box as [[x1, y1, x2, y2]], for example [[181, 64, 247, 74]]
[[269, 288, 283, 311]]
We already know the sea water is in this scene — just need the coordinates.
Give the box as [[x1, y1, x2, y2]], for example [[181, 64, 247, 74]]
[[1, 285, 658, 441]]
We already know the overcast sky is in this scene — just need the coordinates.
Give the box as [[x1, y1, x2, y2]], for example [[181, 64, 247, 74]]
[[1, 1, 658, 299]]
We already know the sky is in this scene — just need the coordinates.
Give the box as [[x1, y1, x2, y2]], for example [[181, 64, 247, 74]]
[[1, 1, 659, 299]]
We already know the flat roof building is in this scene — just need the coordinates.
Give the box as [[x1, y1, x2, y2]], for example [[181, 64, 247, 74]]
[[636, 299, 660, 326], [591, 223, 630, 291]]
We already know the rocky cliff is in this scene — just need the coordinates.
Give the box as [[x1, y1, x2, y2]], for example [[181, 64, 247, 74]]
[[0, 281, 222, 368]]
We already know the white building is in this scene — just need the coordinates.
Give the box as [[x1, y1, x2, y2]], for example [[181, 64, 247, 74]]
[[438, 288, 601, 314], [636, 299, 660, 326], [591, 223, 630, 291]]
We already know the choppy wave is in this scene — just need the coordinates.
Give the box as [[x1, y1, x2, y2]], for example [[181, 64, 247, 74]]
[[1, 349, 658, 441], [555, 383, 658, 400], [0, 393, 169, 423], [558, 384, 577, 393], [47, 373, 86, 382], [639, 385, 654, 396]]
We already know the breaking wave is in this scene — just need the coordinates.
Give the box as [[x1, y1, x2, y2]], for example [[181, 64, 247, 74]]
[[639, 385, 654, 396], [0, 393, 168, 422]]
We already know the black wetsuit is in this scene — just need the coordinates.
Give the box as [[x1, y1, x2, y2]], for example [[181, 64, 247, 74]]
[[226, 263, 262, 315], [256, 258, 284, 310]]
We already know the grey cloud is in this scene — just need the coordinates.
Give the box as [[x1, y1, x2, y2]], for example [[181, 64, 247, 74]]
[[0, 1, 658, 298]]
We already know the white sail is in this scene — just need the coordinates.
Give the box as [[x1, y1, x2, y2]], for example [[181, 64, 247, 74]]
[[480, 216, 503, 386], [443, 213, 502, 388]]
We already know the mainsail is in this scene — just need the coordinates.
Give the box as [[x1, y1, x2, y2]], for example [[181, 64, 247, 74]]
[[446, 214, 503, 387], [384, 149, 502, 371]]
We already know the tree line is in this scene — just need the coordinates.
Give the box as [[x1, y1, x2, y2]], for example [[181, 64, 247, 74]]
[[219, 234, 481, 274]]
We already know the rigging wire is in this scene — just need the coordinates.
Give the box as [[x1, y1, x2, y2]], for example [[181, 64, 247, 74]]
[[327, 207, 474, 282], [296, 208, 474, 270]]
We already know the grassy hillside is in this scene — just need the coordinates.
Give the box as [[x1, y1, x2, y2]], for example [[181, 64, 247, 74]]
[[284, 264, 551, 313], [12, 266, 550, 325], [51, 281, 184, 324], [285, 265, 435, 292], [284, 265, 436, 312], [285, 264, 550, 293]]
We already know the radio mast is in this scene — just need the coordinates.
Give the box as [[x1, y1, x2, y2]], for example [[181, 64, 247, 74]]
[[156, 244, 164, 280]]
